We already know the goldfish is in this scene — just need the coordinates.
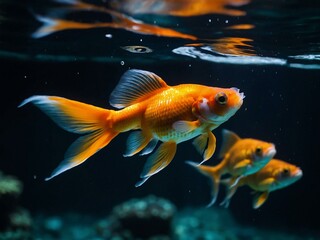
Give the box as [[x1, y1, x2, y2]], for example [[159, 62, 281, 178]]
[[187, 129, 276, 206], [220, 159, 303, 209], [19, 69, 244, 186]]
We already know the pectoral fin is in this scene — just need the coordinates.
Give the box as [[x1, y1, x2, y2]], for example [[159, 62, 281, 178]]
[[253, 191, 269, 209], [172, 120, 200, 133], [234, 159, 251, 170], [258, 178, 276, 188], [135, 141, 177, 187], [193, 131, 216, 165]]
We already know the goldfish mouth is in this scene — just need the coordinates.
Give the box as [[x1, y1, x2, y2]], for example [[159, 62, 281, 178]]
[[294, 168, 303, 178], [231, 87, 245, 100], [266, 145, 276, 157]]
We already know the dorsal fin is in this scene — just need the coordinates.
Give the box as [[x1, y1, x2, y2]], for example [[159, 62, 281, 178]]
[[109, 69, 169, 109], [218, 129, 241, 159]]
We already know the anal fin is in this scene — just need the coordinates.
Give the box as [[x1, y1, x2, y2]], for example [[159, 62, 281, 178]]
[[123, 131, 152, 157], [253, 191, 270, 209], [135, 141, 177, 187]]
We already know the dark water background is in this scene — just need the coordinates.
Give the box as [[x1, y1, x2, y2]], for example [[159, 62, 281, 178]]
[[1, 0, 320, 237]]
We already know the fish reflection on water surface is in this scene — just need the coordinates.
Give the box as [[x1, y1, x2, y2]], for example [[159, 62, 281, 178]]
[[31, 0, 252, 41]]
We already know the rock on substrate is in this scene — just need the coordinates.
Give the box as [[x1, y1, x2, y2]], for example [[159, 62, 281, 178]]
[[99, 195, 176, 239]]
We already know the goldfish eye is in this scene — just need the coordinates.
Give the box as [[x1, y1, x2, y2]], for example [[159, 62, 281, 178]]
[[282, 168, 290, 176], [255, 146, 263, 156], [215, 92, 228, 105]]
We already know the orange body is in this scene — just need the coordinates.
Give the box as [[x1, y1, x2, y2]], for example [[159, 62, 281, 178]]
[[19, 69, 244, 185], [221, 159, 303, 208], [188, 129, 276, 206], [111, 84, 239, 141]]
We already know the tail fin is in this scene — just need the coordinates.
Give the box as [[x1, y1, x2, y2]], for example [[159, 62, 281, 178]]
[[31, 15, 107, 38], [19, 96, 118, 180], [186, 161, 222, 207]]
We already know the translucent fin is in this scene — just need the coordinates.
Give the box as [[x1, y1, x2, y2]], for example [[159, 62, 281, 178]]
[[136, 141, 177, 186], [31, 16, 92, 38], [193, 134, 208, 157], [172, 120, 200, 133], [218, 129, 241, 159], [219, 178, 239, 208], [31, 16, 59, 38], [229, 175, 245, 188], [109, 69, 169, 109], [135, 176, 150, 187], [253, 191, 269, 209], [123, 131, 152, 157], [19, 95, 119, 180], [19, 96, 110, 134], [193, 131, 216, 165], [45, 129, 118, 180], [140, 139, 158, 156], [31, 14, 118, 38], [186, 161, 221, 207]]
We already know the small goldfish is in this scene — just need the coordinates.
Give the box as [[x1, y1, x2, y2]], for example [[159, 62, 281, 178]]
[[187, 129, 276, 206], [19, 69, 244, 186], [220, 159, 303, 209]]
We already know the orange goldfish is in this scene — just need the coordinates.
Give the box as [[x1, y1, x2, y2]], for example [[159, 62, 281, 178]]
[[19, 69, 244, 186], [220, 159, 303, 209], [187, 129, 276, 206]]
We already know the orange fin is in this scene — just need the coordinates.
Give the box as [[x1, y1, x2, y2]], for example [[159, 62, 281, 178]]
[[193, 131, 216, 165], [186, 161, 221, 207], [123, 131, 152, 157], [218, 129, 241, 159], [46, 129, 117, 180], [109, 69, 169, 109], [253, 191, 270, 209], [135, 141, 177, 187], [19, 95, 118, 180], [19, 96, 111, 134]]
